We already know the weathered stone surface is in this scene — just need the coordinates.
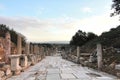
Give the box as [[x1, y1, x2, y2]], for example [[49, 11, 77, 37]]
[[17, 34, 22, 54], [9, 55, 21, 71], [7, 56, 118, 80], [6, 68, 11, 76], [5, 32, 11, 63], [109, 62, 116, 69], [115, 64, 120, 70], [47, 74, 60, 80], [61, 68, 73, 73], [96, 77, 114, 80], [3, 65, 11, 76], [20, 55, 28, 67], [0, 70, 4, 77], [117, 73, 120, 77], [61, 73, 76, 79], [47, 68, 59, 74], [97, 44, 103, 70]]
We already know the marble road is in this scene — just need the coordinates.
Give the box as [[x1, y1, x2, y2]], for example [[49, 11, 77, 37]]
[[7, 56, 118, 80]]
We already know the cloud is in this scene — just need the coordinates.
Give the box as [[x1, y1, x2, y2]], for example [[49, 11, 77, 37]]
[[75, 15, 119, 35], [0, 16, 75, 42], [82, 7, 92, 13], [0, 12, 119, 42]]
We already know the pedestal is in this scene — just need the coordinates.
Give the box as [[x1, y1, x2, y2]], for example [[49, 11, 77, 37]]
[[9, 55, 21, 75], [20, 55, 28, 67]]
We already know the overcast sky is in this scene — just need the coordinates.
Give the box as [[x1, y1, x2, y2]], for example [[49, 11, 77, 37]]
[[0, 0, 119, 42]]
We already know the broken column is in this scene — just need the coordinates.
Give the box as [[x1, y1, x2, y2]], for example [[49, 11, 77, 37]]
[[97, 43, 103, 70], [30, 44, 33, 54], [25, 43, 30, 55], [17, 33, 22, 54], [20, 54, 28, 68], [5, 32, 11, 64], [20, 43, 29, 68], [9, 34, 22, 75], [77, 46, 80, 63]]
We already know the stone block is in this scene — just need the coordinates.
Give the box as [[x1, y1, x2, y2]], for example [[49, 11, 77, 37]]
[[115, 64, 120, 70], [0, 70, 5, 77], [61, 73, 76, 79], [47, 74, 60, 80]]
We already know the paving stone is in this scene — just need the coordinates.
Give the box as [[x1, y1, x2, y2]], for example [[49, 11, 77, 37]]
[[46, 74, 60, 80], [25, 76, 36, 80], [47, 68, 60, 74], [61, 73, 76, 79], [96, 77, 115, 80], [61, 68, 73, 73], [7, 56, 117, 80], [36, 75, 46, 80], [73, 72, 90, 79]]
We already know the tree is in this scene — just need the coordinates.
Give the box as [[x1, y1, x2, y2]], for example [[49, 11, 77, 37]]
[[70, 30, 86, 46], [0, 24, 9, 37], [111, 0, 120, 16], [0, 24, 26, 46], [87, 32, 98, 41], [70, 30, 97, 47]]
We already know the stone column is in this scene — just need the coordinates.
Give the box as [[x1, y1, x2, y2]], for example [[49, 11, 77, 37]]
[[30, 44, 33, 54], [33, 45, 39, 62], [97, 44, 102, 70], [25, 43, 30, 54], [17, 34, 22, 54], [20, 54, 28, 68], [69, 48, 72, 53], [5, 32, 11, 63], [9, 55, 21, 75], [77, 46, 80, 63]]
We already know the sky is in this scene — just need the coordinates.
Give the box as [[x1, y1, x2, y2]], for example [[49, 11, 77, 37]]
[[0, 0, 120, 42]]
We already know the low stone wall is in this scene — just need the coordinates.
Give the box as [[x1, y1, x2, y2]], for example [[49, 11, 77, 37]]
[[0, 53, 44, 79]]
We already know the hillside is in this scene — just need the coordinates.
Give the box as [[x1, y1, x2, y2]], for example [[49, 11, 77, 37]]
[[80, 25, 120, 66], [81, 25, 120, 52]]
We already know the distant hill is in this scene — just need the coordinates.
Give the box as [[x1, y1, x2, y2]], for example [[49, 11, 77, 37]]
[[40, 41, 69, 44]]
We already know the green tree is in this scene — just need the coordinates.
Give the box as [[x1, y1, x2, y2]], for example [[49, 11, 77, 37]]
[[0, 24, 26, 46], [0, 24, 9, 37], [111, 0, 120, 16], [70, 30, 86, 46], [70, 30, 97, 47], [87, 32, 98, 41]]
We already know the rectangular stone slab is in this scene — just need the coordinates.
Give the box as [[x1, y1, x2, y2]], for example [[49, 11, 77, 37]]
[[47, 68, 60, 74], [46, 74, 60, 80], [61, 73, 76, 79], [61, 68, 73, 73]]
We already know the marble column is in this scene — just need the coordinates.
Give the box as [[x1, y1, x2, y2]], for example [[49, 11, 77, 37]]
[[25, 43, 30, 54], [77, 46, 80, 63], [5, 32, 11, 63], [17, 34, 22, 54], [97, 44, 103, 70], [30, 44, 33, 54], [20, 54, 28, 68]]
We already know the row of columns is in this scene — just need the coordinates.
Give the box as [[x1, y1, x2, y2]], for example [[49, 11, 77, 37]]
[[76, 44, 102, 70], [9, 33, 53, 75]]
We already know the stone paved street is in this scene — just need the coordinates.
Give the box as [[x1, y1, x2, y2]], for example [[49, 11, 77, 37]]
[[7, 56, 118, 80]]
